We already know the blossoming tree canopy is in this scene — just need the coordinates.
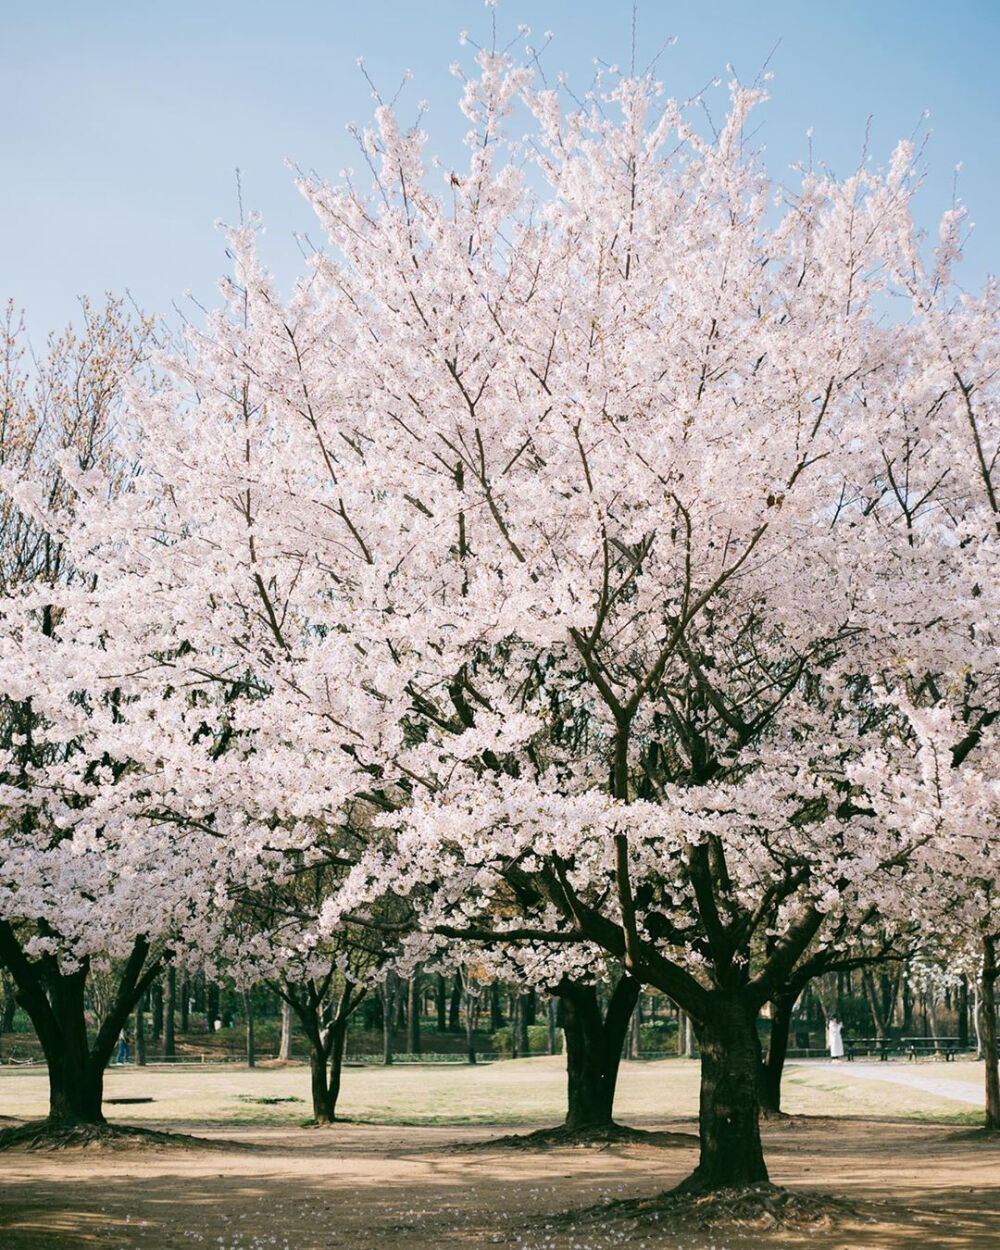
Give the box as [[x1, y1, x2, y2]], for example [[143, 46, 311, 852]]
[[7, 43, 992, 1180]]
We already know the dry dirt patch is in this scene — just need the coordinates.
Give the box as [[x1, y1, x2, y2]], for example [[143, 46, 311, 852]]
[[1, 1059, 996, 1248], [1, 1118, 998, 1249]]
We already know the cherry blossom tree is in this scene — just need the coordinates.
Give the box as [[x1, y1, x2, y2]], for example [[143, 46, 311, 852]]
[[15, 33, 992, 1191]]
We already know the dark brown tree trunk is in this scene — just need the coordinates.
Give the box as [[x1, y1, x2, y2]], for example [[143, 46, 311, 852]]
[[758, 988, 796, 1116], [682, 1001, 768, 1193], [180, 972, 190, 1034], [278, 997, 293, 1060], [0, 925, 163, 1127], [406, 972, 421, 1055], [206, 979, 220, 1031], [628, 994, 641, 1059], [46, 966, 104, 1126], [282, 977, 364, 1124], [523, 988, 537, 1025], [448, 972, 462, 1032], [381, 974, 395, 1066], [490, 982, 504, 1032], [150, 976, 163, 1041], [134, 999, 147, 1067], [327, 1018, 348, 1116], [1, 973, 17, 1032], [309, 1045, 336, 1123], [244, 989, 255, 1069], [556, 976, 639, 1131], [958, 974, 970, 1050], [164, 966, 176, 1058], [982, 930, 999, 1131], [464, 985, 479, 1064], [516, 992, 530, 1055], [435, 973, 447, 1033]]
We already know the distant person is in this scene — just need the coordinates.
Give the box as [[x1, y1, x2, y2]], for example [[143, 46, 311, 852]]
[[827, 1016, 844, 1060], [115, 1030, 130, 1065]]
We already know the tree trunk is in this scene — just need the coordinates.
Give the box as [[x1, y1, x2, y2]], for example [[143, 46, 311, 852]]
[[134, 1000, 147, 1067], [678, 1010, 694, 1057], [435, 974, 447, 1034], [628, 995, 641, 1060], [278, 997, 293, 1060], [758, 989, 796, 1117], [406, 972, 421, 1055], [284, 977, 364, 1125], [164, 966, 176, 1058], [464, 986, 479, 1064], [309, 1043, 336, 1123], [206, 979, 220, 1031], [681, 1001, 769, 1193], [448, 972, 462, 1032], [45, 966, 105, 1126], [516, 992, 530, 1056], [150, 976, 163, 1042], [381, 974, 395, 1066], [180, 972, 190, 1034], [244, 989, 255, 1069], [557, 976, 639, 1131], [490, 982, 504, 1032], [327, 1018, 348, 1117], [0, 924, 163, 1128], [958, 975, 969, 1050], [1, 973, 17, 1032], [982, 930, 999, 1131]]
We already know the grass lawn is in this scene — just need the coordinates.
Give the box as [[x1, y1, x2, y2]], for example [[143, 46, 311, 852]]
[[0, 1054, 988, 1127]]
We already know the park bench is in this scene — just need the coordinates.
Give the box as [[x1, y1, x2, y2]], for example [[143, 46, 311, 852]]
[[845, 1036, 963, 1061]]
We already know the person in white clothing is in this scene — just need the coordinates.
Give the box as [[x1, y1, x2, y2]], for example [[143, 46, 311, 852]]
[[827, 1016, 844, 1059]]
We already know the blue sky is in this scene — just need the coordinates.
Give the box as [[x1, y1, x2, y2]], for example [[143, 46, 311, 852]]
[[3, 1, 997, 339]]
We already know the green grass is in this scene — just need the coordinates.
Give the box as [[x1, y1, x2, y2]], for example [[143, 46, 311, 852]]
[[0, 1055, 988, 1130]]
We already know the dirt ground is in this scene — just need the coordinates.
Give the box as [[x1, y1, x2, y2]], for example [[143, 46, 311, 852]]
[[1, 1059, 998, 1249]]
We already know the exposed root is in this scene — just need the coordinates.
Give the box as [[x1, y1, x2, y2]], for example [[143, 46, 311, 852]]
[[0, 1119, 238, 1153], [555, 1183, 862, 1235], [466, 1121, 698, 1151]]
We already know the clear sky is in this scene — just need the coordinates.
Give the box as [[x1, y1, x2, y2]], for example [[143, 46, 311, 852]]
[[3, 1, 998, 340]]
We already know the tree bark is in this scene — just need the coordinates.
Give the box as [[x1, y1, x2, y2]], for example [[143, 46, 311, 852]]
[[282, 976, 365, 1124], [683, 1001, 769, 1192], [164, 966, 176, 1058], [464, 983, 479, 1064], [448, 972, 462, 1033], [406, 971, 421, 1055], [435, 973, 447, 1034], [982, 930, 999, 1131], [628, 994, 641, 1059], [958, 974, 969, 1050], [278, 997, 293, 1060], [758, 988, 796, 1117], [516, 992, 530, 1056], [134, 999, 147, 1067], [381, 974, 395, 1066], [150, 976, 163, 1042], [556, 975, 639, 1131], [490, 982, 504, 1032], [244, 988, 255, 1069], [206, 978, 220, 1031], [0, 925, 164, 1127]]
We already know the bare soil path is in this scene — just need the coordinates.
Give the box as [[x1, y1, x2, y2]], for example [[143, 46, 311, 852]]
[[1, 1058, 996, 1249]]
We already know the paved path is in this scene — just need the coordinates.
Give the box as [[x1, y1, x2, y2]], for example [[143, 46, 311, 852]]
[[801, 1060, 985, 1105]]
